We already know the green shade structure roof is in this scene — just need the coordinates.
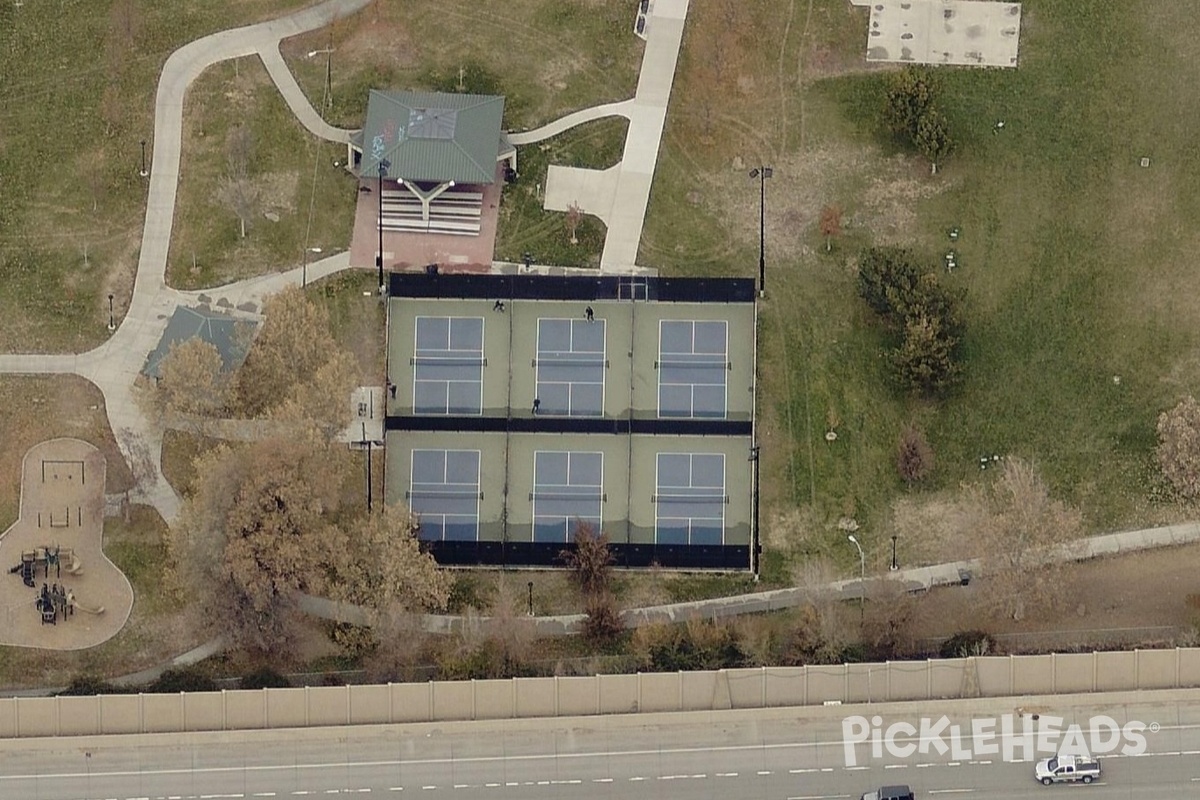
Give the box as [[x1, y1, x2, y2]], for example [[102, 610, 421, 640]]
[[360, 90, 506, 185], [142, 306, 256, 379]]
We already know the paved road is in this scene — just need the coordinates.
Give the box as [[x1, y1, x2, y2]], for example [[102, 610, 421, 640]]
[[3, 692, 1200, 799]]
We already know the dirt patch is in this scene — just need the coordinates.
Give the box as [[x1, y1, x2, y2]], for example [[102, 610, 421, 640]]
[[258, 171, 301, 215], [909, 542, 1200, 644], [325, 15, 417, 70], [709, 143, 953, 262]]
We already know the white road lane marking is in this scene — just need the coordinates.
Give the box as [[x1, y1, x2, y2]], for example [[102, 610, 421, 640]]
[[716, 772, 738, 777]]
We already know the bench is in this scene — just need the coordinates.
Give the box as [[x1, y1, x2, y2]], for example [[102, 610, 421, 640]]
[[381, 189, 484, 203]]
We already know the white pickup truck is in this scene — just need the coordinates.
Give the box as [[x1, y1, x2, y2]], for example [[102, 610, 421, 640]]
[[1034, 754, 1101, 785]]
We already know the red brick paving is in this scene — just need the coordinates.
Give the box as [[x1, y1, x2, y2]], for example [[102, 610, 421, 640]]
[[348, 165, 505, 275]]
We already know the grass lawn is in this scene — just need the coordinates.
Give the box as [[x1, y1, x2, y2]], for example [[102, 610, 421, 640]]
[[643, 0, 1200, 575], [280, 0, 642, 133], [494, 118, 626, 268], [312, 269, 386, 384], [0, 0, 311, 352], [168, 57, 358, 289]]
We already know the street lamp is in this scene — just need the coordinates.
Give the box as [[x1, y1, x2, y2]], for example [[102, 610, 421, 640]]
[[890, 535, 899, 571], [749, 445, 761, 579], [847, 533, 865, 622], [306, 46, 335, 113], [377, 158, 390, 295], [107, 294, 115, 331], [139, 139, 148, 177], [748, 166, 772, 297], [302, 246, 322, 288]]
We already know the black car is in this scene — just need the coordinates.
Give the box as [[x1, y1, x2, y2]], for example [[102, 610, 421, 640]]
[[861, 787, 916, 800]]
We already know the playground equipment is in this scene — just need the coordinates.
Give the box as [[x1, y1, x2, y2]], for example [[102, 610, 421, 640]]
[[6, 546, 81, 587], [67, 590, 104, 615]]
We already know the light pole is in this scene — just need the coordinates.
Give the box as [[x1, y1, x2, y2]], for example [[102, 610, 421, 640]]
[[749, 166, 772, 297], [847, 533, 865, 622], [890, 535, 899, 571], [302, 246, 322, 288], [306, 46, 335, 113], [107, 294, 115, 331], [139, 139, 148, 177], [377, 158, 390, 295], [749, 445, 760, 579]]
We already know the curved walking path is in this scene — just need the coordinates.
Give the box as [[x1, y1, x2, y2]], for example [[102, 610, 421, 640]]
[[506, 100, 635, 146], [0, 0, 372, 527]]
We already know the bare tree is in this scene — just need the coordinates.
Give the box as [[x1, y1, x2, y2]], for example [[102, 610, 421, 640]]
[[217, 175, 259, 239], [565, 203, 583, 245], [219, 125, 258, 237], [560, 521, 614, 598], [896, 424, 934, 486], [818, 204, 843, 252], [963, 457, 1083, 621], [1157, 396, 1200, 498]]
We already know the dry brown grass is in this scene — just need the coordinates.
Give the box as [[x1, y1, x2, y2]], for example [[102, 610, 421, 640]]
[[0, 377, 134, 528]]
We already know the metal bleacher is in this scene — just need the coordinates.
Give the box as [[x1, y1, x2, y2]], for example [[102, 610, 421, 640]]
[[378, 189, 484, 236]]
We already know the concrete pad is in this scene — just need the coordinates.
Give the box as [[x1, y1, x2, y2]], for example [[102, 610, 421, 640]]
[[866, 0, 1022, 68], [543, 164, 622, 224]]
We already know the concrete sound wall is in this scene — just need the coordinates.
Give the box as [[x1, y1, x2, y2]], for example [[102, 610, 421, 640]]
[[4, 648, 1200, 738]]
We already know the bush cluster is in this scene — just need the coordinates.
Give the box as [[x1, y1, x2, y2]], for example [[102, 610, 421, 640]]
[[858, 247, 965, 397]]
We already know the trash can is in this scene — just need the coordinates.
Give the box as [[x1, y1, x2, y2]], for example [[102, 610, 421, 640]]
[[958, 569, 971, 587]]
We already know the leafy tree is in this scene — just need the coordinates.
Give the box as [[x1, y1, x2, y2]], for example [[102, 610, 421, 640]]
[[330, 504, 451, 614], [896, 424, 935, 486], [891, 313, 961, 397], [146, 668, 217, 693], [1156, 396, 1200, 498], [270, 349, 360, 440], [916, 108, 954, 174], [884, 67, 938, 141], [156, 338, 230, 417], [818, 204, 843, 252], [170, 431, 351, 652], [236, 287, 353, 430], [857, 246, 923, 319], [939, 630, 997, 658], [58, 675, 121, 696], [239, 667, 292, 689]]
